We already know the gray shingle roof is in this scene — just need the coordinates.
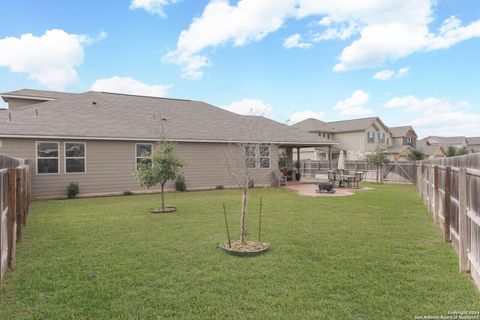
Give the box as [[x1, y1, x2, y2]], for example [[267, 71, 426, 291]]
[[0, 90, 335, 145], [422, 136, 467, 146], [389, 125, 415, 137], [292, 118, 334, 132], [417, 140, 446, 156], [294, 116, 390, 134], [467, 137, 480, 145], [1, 88, 77, 101]]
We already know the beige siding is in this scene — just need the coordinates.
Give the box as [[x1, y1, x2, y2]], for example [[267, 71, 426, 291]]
[[6, 98, 48, 110], [333, 131, 366, 152], [0, 138, 279, 197], [392, 137, 403, 146]]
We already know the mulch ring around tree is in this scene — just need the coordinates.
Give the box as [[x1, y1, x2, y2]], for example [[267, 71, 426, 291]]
[[149, 206, 176, 214], [218, 240, 270, 256]]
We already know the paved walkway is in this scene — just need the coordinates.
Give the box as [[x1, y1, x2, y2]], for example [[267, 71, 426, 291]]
[[284, 182, 372, 197]]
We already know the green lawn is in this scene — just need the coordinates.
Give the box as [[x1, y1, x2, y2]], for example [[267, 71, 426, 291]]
[[1, 184, 479, 319]]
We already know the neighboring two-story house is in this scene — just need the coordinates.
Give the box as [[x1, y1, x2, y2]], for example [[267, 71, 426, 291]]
[[293, 117, 414, 161]]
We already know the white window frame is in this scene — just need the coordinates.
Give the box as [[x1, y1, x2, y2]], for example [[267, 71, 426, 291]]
[[378, 132, 385, 144], [64, 142, 87, 174], [258, 144, 271, 169], [367, 132, 375, 144], [36, 141, 60, 175], [135, 143, 153, 169], [245, 144, 257, 169], [407, 137, 413, 146]]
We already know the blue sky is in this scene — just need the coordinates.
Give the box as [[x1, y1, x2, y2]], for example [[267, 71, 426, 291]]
[[1, 0, 479, 137]]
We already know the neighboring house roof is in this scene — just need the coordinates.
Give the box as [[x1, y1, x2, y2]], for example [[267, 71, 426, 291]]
[[422, 136, 467, 146], [388, 125, 416, 137], [1, 88, 76, 101], [292, 118, 334, 133], [294, 116, 390, 134], [387, 145, 412, 154], [417, 140, 447, 156], [0, 90, 335, 146], [467, 137, 480, 145]]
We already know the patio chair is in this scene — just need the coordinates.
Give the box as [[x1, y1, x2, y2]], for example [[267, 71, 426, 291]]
[[274, 171, 287, 186], [353, 172, 364, 189], [327, 170, 337, 186]]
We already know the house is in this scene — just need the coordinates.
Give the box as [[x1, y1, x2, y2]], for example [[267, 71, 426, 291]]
[[467, 137, 480, 153], [418, 136, 480, 154], [293, 117, 412, 161], [0, 89, 336, 198], [416, 140, 447, 159]]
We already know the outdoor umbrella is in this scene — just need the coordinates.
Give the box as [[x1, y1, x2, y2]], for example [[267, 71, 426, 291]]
[[338, 150, 346, 170]]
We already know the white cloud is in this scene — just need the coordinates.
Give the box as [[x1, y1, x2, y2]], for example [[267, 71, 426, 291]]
[[129, 0, 180, 17], [384, 95, 480, 136], [0, 29, 101, 90], [312, 21, 360, 42], [373, 67, 409, 80], [165, 1, 480, 78], [283, 34, 311, 49], [288, 110, 325, 124], [91, 76, 172, 97], [222, 98, 273, 117], [334, 90, 373, 116], [164, 0, 295, 79]]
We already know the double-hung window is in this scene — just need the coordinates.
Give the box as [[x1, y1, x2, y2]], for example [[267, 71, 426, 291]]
[[245, 145, 257, 168], [378, 132, 385, 144], [407, 137, 413, 146], [367, 132, 375, 143], [65, 142, 86, 173], [37, 142, 59, 174], [245, 144, 271, 169], [259, 144, 270, 169], [136, 143, 153, 168]]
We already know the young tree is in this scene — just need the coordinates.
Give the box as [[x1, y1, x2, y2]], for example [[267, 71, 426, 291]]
[[446, 146, 457, 157], [135, 139, 184, 211], [224, 117, 271, 246], [407, 149, 425, 161], [367, 145, 390, 183], [456, 146, 469, 156]]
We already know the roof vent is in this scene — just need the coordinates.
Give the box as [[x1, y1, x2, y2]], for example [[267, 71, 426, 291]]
[[92, 101, 97, 105], [8, 112, 12, 122]]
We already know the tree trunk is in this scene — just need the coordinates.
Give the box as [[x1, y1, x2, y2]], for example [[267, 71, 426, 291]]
[[240, 180, 248, 244], [376, 166, 379, 183], [161, 183, 165, 211]]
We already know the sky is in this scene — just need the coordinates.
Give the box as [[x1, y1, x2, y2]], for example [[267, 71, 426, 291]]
[[0, 0, 479, 138]]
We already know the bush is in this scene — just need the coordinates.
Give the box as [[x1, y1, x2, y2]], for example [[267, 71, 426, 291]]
[[215, 185, 224, 190], [66, 182, 79, 199], [122, 191, 134, 196], [175, 175, 187, 192]]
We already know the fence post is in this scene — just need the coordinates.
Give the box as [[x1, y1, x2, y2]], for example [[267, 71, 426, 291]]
[[7, 168, 16, 270], [15, 169, 23, 242], [458, 167, 469, 272], [433, 165, 439, 225], [444, 166, 451, 243]]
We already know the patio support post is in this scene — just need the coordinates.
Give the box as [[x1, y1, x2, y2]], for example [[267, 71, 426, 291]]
[[328, 145, 332, 169]]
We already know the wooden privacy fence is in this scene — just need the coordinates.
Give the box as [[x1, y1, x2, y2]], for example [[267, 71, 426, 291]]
[[0, 154, 31, 282], [416, 153, 480, 289], [300, 160, 415, 184]]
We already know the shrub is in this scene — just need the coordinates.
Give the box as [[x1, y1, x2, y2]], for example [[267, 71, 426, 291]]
[[66, 182, 79, 199], [122, 191, 134, 196], [215, 185, 224, 190], [175, 174, 187, 192]]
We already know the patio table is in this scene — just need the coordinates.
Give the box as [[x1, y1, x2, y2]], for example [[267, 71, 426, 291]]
[[342, 175, 355, 188]]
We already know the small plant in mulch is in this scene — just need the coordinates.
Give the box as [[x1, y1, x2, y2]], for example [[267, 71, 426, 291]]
[[66, 182, 79, 199]]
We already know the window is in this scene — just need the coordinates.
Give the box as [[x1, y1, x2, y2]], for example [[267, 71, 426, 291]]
[[136, 143, 153, 168], [65, 143, 86, 173], [37, 142, 59, 174], [259, 144, 270, 168], [367, 132, 375, 143], [407, 137, 414, 146], [245, 145, 256, 168], [378, 132, 385, 144]]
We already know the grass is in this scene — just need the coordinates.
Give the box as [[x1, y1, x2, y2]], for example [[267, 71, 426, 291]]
[[1, 183, 479, 319]]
